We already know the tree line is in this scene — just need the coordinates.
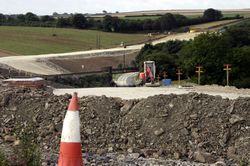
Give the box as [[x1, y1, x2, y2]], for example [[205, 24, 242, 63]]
[[0, 9, 243, 32], [135, 21, 250, 88]]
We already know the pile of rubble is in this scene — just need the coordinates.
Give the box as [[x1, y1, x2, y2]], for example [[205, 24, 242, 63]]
[[0, 87, 249, 165]]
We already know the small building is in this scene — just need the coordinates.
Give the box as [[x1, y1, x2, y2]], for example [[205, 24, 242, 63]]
[[2, 77, 46, 89]]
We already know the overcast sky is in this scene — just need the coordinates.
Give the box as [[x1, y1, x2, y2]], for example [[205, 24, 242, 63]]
[[0, 0, 249, 15]]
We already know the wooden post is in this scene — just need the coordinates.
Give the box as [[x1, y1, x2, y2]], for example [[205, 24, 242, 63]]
[[223, 64, 231, 86], [195, 66, 204, 85], [96, 35, 101, 49], [176, 68, 183, 86], [163, 71, 168, 79], [122, 43, 126, 71], [156, 74, 160, 82]]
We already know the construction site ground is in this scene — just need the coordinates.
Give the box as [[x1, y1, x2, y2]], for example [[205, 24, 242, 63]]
[[53, 85, 250, 100], [50, 52, 137, 73], [0, 85, 250, 165]]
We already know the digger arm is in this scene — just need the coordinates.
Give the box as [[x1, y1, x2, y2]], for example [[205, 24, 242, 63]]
[[146, 67, 155, 83]]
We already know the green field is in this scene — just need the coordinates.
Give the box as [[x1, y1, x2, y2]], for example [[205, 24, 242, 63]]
[[122, 15, 199, 20], [223, 11, 250, 18], [119, 11, 250, 20], [93, 14, 200, 21], [190, 19, 240, 29], [0, 26, 149, 55], [122, 15, 162, 20]]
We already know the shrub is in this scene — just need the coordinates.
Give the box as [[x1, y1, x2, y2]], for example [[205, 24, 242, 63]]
[[0, 151, 9, 166], [12, 124, 42, 166]]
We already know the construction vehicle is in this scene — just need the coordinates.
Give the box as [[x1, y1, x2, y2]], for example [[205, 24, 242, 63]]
[[114, 61, 161, 87], [139, 61, 161, 87]]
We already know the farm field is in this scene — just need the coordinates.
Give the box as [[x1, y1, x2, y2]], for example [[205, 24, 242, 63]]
[[0, 26, 150, 55], [92, 10, 250, 20], [223, 11, 250, 18], [189, 19, 240, 29]]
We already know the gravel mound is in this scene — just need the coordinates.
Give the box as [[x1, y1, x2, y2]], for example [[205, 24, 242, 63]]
[[0, 87, 249, 165]]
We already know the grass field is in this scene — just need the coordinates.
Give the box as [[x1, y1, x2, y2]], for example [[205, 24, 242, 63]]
[[92, 15, 199, 21], [223, 11, 250, 18], [190, 19, 239, 29], [118, 11, 250, 20], [0, 26, 149, 55]]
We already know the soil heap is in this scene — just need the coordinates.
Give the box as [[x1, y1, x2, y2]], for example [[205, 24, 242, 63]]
[[0, 87, 249, 165]]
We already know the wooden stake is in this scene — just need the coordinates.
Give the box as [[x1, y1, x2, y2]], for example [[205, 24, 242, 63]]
[[156, 74, 160, 82], [163, 71, 168, 79], [195, 66, 204, 85], [223, 64, 232, 86], [176, 68, 183, 86]]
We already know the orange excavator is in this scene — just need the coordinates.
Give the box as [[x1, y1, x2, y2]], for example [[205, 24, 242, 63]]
[[145, 66, 155, 84], [139, 61, 160, 87]]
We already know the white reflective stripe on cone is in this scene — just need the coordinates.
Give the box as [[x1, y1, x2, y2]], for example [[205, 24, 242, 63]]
[[61, 111, 81, 143]]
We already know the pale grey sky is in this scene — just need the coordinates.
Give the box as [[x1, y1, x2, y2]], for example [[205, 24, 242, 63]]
[[0, 0, 249, 15]]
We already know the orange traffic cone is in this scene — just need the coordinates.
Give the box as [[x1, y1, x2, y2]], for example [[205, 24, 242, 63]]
[[58, 92, 83, 166]]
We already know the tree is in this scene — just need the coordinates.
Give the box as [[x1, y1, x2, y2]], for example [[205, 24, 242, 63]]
[[72, 14, 87, 29], [225, 28, 250, 47], [152, 19, 160, 31], [229, 46, 250, 88], [179, 33, 232, 84], [6, 16, 16, 23], [102, 15, 113, 32], [142, 19, 153, 31], [57, 17, 72, 27], [159, 13, 177, 31], [203, 8, 223, 21], [17, 14, 25, 22], [118, 20, 128, 32], [135, 41, 184, 74], [41, 15, 55, 22], [174, 14, 188, 26], [161, 40, 184, 54], [52, 12, 59, 17], [25, 12, 39, 22], [0, 13, 6, 24]]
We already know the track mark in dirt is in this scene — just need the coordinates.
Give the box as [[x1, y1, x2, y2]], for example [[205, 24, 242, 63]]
[[0, 49, 19, 57]]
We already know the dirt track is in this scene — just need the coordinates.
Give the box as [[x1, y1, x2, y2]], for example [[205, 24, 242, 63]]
[[0, 50, 18, 57]]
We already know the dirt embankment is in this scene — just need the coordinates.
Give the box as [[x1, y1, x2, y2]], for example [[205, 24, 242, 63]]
[[0, 50, 18, 57], [50, 52, 138, 73], [0, 87, 250, 165]]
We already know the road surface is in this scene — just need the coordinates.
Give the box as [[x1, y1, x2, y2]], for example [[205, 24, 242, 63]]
[[0, 32, 200, 75]]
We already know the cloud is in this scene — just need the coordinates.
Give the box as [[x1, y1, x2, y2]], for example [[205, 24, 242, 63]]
[[0, 0, 249, 15]]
